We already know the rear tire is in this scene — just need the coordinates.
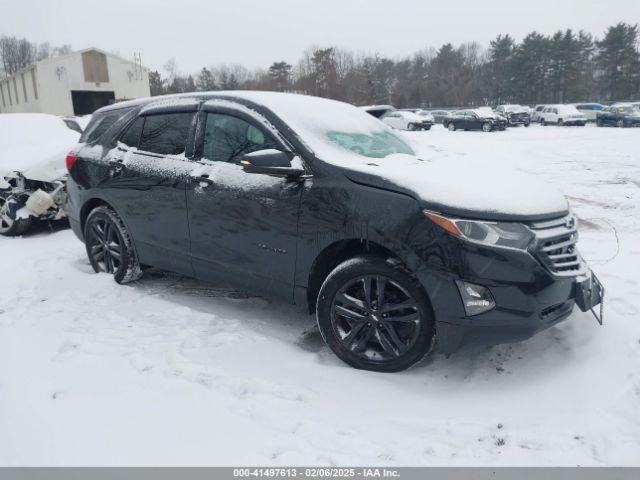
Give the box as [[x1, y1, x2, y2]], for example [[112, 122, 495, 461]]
[[316, 255, 435, 372], [84, 206, 142, 284], [0, 194, 32, 237]]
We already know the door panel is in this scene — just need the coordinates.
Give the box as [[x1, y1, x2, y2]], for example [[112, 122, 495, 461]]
[[186, 110, 303, 301], [102, 111, 195, 276], [114, 150, 193, 274]]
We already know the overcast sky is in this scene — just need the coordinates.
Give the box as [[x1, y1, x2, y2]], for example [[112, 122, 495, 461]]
[[1, 0, 638, 73]]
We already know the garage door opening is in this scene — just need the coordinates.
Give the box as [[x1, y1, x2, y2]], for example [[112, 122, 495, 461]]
[[71, 91, 115, 115]]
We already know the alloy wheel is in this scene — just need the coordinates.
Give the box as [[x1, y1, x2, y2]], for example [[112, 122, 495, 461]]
[[87, 218, 123, 274], [617, 119, 625, 128], [331, 275, 422, 363]]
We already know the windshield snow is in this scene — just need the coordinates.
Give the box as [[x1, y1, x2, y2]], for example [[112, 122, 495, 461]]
[[326, 131, 413, 158], [217, 92, 415, 159]]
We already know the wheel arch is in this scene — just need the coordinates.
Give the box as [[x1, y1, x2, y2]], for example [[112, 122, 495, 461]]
[[80, 197, 114, 235], [305, 238, 419, 315]]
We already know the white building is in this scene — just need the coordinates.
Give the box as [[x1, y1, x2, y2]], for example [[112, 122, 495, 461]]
[[0, 48, 150, 117]]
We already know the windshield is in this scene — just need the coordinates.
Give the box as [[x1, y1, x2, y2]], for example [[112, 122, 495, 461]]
[[326, 131, 414, 158], [219, 92, 417, 161], [618, 106, 640, 115]]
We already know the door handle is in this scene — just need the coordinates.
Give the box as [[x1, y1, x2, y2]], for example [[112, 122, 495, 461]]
[[193, 174, 214, 186], [108, 157, 125, 174]]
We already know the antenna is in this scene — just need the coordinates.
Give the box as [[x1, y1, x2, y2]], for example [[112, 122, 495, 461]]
[[133, 52, 142, 80]]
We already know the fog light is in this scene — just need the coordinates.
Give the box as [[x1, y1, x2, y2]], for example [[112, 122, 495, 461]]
[[455, 281, 496, 316]]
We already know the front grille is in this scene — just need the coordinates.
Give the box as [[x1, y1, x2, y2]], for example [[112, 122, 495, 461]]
[[528, 214, 586, 277]]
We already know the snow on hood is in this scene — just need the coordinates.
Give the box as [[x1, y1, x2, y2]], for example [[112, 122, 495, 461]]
[[0, 113, 80, 186], [211, 92, 568, 219], [342, 153, 569, 220]]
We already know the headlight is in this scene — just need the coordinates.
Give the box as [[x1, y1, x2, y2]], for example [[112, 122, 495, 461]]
[[424, 211, 534, 249]]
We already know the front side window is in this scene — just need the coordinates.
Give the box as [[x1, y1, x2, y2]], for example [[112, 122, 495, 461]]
[[139, 112, 194, 155], [203, 113, 277, 163]]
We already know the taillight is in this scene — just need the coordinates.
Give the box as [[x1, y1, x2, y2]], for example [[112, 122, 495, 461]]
[[65, 152, 77, 171]]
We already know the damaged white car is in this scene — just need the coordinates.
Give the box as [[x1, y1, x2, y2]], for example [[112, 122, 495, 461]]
[[0, 113, 82, 236]]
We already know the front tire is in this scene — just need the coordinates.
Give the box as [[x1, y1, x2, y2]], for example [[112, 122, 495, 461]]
[[596, 118, 604, 127], [0, 194, 32, 237], [84, 206, 142, 284], [447, 122, 456, 131], [316, 256, 435, 372], [482, 122, 493, 132], [617, 119, 625, 128]]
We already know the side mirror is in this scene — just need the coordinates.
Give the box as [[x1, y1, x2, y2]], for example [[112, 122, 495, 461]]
[[240, 149, 306, 178]]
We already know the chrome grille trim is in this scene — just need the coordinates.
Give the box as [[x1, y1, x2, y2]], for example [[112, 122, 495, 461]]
[[527, 214, 587, 277]]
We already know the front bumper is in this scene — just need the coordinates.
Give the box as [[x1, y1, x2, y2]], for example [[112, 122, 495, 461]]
[[411, 218, 596, 354]]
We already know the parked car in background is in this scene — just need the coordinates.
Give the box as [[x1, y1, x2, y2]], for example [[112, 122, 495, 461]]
[[382, 110, 433, 131], [495, 105, 531, 127], [531, 105, 547, 123], [444, 109, 507, 132], [65, 91, 603, 372], [414, 110, 436, 127], [360, 105, 396, 119], [540, 105, 587, 126], [0, 114, 82, 236], [596, 104, 640, 128], [476, 107, 507, 123], [429, 110, 452, 124], [573, 103, 604, 122]]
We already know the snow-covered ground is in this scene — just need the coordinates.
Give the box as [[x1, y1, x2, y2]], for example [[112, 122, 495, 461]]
[[1, 124, 639, 466]]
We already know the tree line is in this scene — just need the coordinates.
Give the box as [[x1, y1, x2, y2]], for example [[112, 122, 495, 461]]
[[0, 35, 72, 77], [2, 22, 639, 108], [151, 22, 640, 108]]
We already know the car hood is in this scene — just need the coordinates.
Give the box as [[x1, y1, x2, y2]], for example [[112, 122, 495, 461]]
[[339, 153, 569, 221], [1, 149, 68, 187]]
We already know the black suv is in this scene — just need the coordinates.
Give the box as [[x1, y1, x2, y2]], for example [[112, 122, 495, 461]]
[[66, 92, 603, 372]]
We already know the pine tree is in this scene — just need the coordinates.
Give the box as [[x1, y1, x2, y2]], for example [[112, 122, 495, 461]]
[[487, 35, 516, 104], [196, 67, 216, 91], [595, 23, 640, 101], [267, 61, 292, 91]]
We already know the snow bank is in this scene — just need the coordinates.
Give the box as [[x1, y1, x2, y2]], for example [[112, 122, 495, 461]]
[[0, 113, 80, 185]]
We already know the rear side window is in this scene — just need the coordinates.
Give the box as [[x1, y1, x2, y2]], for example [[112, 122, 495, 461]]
[[81, 110, 130, 143], [203, 113, 277, 163], [138, 113, 194, 155], [120, 117, 145, 148]]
